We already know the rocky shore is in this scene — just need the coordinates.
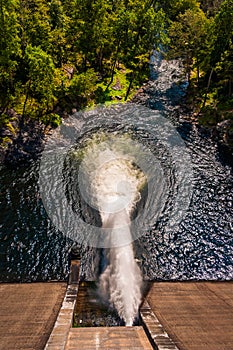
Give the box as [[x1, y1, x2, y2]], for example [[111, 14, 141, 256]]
[[0, 110, 46, 166], [1, 59, 232, 167], [131, 57, 233, 166]]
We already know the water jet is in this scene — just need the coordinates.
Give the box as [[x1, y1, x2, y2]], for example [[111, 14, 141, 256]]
[[68, 132, 147, 325]]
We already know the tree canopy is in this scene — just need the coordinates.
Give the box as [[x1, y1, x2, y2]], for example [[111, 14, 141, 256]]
[[0, 0, 168, 128], [164, 0, 232, 138], [0, 0, 232, 147]]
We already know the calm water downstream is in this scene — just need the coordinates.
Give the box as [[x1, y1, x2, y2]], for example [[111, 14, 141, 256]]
[[0, 57, 232, 282]]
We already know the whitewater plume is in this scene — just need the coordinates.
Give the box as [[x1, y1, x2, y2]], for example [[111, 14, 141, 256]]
[[78, 133, 145, 325], [95, 144, 144, 325], [98, 220, 143, 326]]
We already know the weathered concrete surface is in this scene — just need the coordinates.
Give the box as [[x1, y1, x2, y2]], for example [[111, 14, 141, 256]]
[[45, 261, 80, 350], [146, 282, 233, 350], [65, 326, 153, 350], [1, 281, 233, 350], [141, 300, 179, 350], [45, 260, 153, 350], [0, 282, 66, 350]]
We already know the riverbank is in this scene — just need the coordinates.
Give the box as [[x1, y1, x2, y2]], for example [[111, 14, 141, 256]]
[[1, 60, 232, 168], [131, 69, 233, 167], [0, 115, 46, 166], [1, 108, 232, 169]]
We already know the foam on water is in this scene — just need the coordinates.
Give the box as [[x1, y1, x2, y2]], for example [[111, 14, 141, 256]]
[[78, 133, 145, 325]]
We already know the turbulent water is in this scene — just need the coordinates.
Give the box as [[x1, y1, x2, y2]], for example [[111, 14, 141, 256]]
[[82, 138, 144, 325], [99, 242, 142, 326], [0, 52, 233, 286]]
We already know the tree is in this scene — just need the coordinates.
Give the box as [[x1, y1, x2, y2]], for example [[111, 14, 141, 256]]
[[18, 0, 51, 52], [68, 69, 98, 108], [201, 0, 233, 108], [168, 7, 210, 83], [22, 45, 59, 124], [216, 42, 233, 97], [65, 0, 115, 72], [48, 0, 71, 67], [200, 0, 224, 16], [158, 0, 200, 20], [210, 0, 233, 66], [0, 0, 21, 114], [117, 0, 168, 98]]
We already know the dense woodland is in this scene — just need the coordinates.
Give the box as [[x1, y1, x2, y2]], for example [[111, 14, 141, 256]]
[[0, 0, 232, 154]]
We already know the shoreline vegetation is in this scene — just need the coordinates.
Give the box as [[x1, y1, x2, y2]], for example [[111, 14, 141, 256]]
[[0, 0, 232, 165]]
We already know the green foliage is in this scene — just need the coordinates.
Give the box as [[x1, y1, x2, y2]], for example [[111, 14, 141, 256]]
[[23, 45, 58, 119], [25, 45, 55, 95], [41, 113, 62, 128], [68, 69, 98, 107], [200, 0, 224, 16], [95, 67, 134, 104], [1, 0, 169, 126], [168, 7, 210, 80], [200, 0, 233, 116], [18, 0, 51, 50], [0, 0, 22, 112], [1, 136, 12, 146], [0, 114, 10, 129], [0, 0, 232, 146], [158, 0, 200, 20], [157, 0, 233, 140], [210, 0, 233, 65], [0, 113, 17, 148], [47, 0, 70, 66], [215, 42, 233, 98]]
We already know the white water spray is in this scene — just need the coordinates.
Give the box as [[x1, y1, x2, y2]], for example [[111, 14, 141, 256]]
[[98, 227, 143, 326], [78, 134, 146, 325]]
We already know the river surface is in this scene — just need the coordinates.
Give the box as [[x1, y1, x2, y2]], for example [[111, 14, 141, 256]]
[[0, 55, 232, 282]]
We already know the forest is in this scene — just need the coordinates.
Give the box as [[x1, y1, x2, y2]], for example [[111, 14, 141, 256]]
[[0, 0, 232, 154]]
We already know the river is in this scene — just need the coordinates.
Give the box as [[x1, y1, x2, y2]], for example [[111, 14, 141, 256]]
[[0, 54, 232, 282]]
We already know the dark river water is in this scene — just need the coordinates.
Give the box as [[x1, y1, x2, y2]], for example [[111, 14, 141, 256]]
[[0, 56, 232, 282]]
